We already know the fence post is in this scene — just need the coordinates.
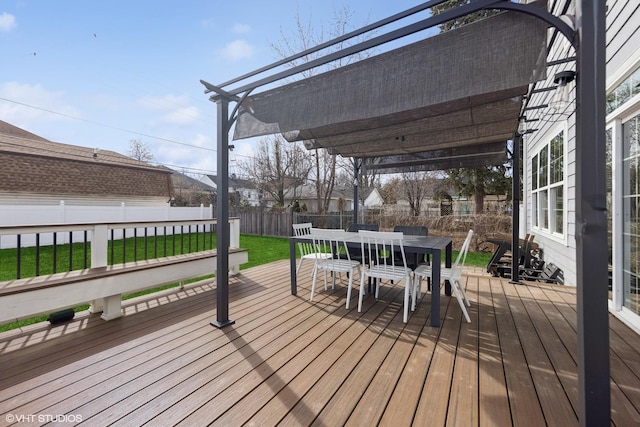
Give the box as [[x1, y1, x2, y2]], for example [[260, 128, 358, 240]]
[[58, 200, 66, 225]]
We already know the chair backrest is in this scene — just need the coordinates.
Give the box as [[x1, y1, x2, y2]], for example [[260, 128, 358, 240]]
[[453, 229, 474, 269], [393, 225, 428, 236], [359, 229, 407, 269], [347, 223, 379, 232], [293, 223, 316, 256], [309, 228, 349, 262]]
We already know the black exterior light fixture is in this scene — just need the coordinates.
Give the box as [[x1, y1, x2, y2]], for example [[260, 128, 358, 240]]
[[550, 70, 576, 110], [517, 116, 527, 135]]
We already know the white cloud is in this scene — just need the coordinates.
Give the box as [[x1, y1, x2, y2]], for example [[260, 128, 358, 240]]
[[231, 140, 256, 160], [219, 39, 255, 61], [162, 106, 201, 126], [233, 23, 251, 34], [137, 94, 189, 111], [155, 132, 215, 175], [0, 82, 80, 124], [0, 12, 16, 32]]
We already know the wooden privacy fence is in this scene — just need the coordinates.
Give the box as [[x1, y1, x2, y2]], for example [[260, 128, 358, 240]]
[[231, 209, 293, 237]]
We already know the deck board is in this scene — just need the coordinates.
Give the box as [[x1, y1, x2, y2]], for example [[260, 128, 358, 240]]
[[1, 259, 640, 426], [477, 276, 512, 427]]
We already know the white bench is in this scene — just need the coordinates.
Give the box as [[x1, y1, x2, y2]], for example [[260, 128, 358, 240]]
[[0, 249, 248, 324]]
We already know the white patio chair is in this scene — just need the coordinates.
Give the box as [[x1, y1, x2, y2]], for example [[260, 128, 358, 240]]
[[357, 230, 414, 323], [292, 223, 332, 277], [413, 229, 474, 323], [309, 228, 362, 306]]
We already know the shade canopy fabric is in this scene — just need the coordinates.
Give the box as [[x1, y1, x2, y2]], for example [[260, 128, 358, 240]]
[[233, 8, 547, 170], [361, 141, 508, 173]]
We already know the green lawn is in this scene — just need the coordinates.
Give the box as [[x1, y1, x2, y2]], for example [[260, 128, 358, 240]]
[[0, 234, 489, 332]]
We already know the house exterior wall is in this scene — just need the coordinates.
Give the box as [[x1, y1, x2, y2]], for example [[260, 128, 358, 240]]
[[0, 152, 172, 200], [524, 0, 640, 332], [522, 0, 578, 285], [363, 188, 384, 208]]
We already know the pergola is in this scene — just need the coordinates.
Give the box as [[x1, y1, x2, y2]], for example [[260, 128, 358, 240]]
[[201, 1, 608, 424]]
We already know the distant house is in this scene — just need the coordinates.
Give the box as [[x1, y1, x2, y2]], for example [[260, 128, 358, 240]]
[[201, 174, 261, 207], [0, 120, 173, 206], [159, 167, 215, 207], [362, 188, 384, 209], [286, 184, 354, 212]]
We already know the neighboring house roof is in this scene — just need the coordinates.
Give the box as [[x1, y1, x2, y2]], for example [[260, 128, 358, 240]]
[[205, 174, 257, 190], [285, 184, 353, 201], [160, 166, 216, 193], [0, 120, 172, 200]]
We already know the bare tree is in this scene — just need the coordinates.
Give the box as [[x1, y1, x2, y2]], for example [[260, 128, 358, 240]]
[[380, 172, 441, 217], [270, 6, 375, 214], [401, 171, 438, 216], [432, 1, 510, 214], [237, 135, 312, 208], [127, 139, 155, 163]]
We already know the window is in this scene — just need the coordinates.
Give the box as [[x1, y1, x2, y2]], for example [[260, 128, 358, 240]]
[[532, 130, 565, 236], [606, 65, 640, 114], [622, 113, 640, 315]]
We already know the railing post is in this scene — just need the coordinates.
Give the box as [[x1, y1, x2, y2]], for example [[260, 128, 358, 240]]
[[89, 223, 122, 319], [229, 218, 241, 275], [91, 224, 109, 269]]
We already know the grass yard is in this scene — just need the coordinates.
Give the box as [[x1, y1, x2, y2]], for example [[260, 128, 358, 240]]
[[0, 233, 489, 332]]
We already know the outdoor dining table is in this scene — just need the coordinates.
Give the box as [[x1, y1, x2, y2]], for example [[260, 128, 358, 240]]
[[289, 232, 453, 327]]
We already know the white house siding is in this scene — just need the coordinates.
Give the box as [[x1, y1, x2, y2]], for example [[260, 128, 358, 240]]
[[524, 0, 640, 331], [522, 0, 577, 285]]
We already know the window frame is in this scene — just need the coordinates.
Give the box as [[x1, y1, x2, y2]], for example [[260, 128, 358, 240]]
[[531, 124, 567, 240]]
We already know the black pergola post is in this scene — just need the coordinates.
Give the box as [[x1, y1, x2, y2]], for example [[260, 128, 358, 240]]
[[575, 1, 609, 424], [353, 158, 360, 225], [510, 134, 521, 284], [211, 97, 234, 328]]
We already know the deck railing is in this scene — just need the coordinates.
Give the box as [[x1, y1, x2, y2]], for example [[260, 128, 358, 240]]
[[0, 218, 246, 324]]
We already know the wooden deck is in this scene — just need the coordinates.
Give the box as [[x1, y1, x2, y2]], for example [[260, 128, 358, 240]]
[[1, 260, 639, 426]]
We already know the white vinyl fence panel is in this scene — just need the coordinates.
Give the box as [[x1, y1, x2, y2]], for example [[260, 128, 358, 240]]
[[0, 202, 214, 248]]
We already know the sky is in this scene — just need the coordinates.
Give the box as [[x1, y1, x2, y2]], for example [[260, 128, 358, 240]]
[[1, 0, 432, 178]]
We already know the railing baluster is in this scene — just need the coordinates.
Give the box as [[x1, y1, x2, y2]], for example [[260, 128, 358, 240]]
[[144, 227, 148, 260], [164, 226, 167, 256], [133, 228, 138, 262], [122, 228, 126, 263], [53, 232, 57, 274], [180, 226, 184, 254], [188, 225, 192, 253], [84, 230, 88, 269], [172, 226, 176, 256], [69, 231, 73, 271], [16, 234, 21, 279], [35, 233, 40, 277], [154, 227, 158, 258], [110, 228, 115, 265]]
